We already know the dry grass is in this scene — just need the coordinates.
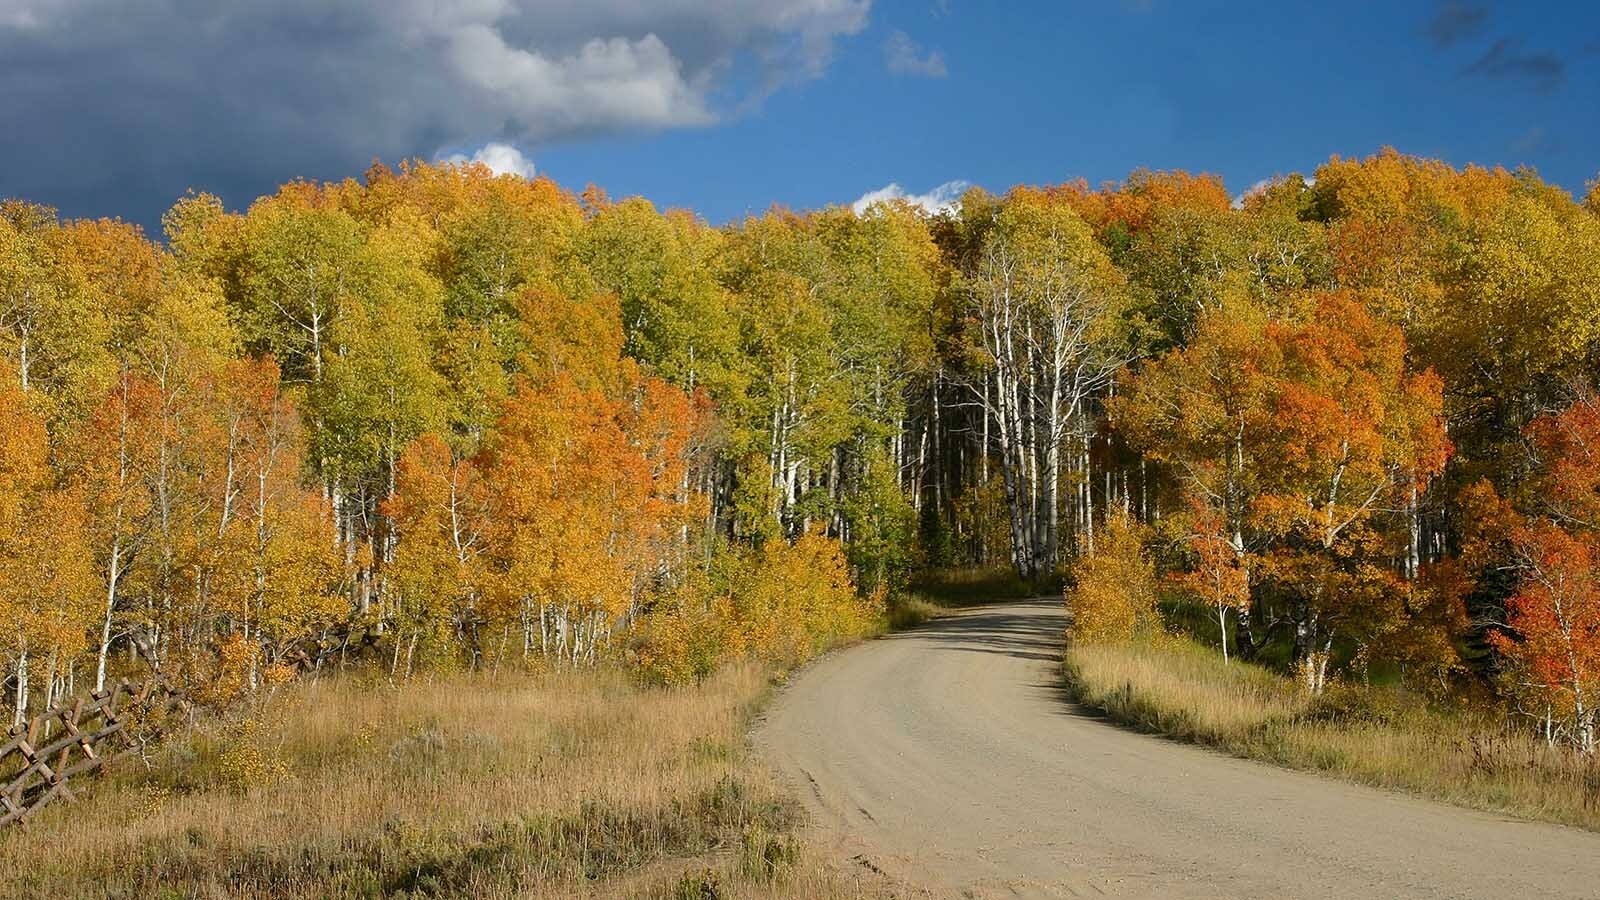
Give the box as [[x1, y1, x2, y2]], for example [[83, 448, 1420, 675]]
[[884, 565, 1060, 631], [1066, 637, 1600, 831], [884, 594, 950, 630], [0, 662, 893, 899], [907, 566, 1057, 607]]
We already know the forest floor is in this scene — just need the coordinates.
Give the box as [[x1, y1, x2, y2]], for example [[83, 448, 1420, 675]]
[[0, 662, 900, 899], [757, 598, 1600, 899]]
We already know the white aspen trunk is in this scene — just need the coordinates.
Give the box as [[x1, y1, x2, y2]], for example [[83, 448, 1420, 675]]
[[42, 649, 58, 719], [981, 381, 990, 485], [1042, 372, 1063, 572], [1083, 434, 1096, 556], [95, 539, 121, 692], [557, 607, 569, 660], [913, 420, 928, 512], [17, 320, 30, 392], [1407, 484, 1421, 580], [1218, 607, 1230, 664], [931, 369, 944, 518], [1139, 458, 1148, 521], [12, 649, 28, 728]]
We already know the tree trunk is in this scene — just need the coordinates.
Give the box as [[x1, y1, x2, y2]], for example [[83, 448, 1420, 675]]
[[95, 539, 121, 692]]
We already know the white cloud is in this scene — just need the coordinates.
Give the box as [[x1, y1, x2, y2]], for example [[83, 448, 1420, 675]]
[[1510, 126, 1548, 156], [1231, 178, 1273, 210], [441, 143, 538, 179], [884, 30, 947, 78], [444, 27, 713, 135], [852, 179, 969, 215], [1231, 174, 1315, 209]]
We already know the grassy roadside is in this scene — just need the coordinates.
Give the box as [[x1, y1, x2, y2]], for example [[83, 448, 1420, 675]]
[[0, 663, 893, 899], [1, 564, 1037, 898], [1064, 637, 1600, 831], [886, 565, 1061, 629]]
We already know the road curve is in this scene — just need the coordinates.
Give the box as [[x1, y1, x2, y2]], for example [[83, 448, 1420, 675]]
[[754, 599, 1600, 899]]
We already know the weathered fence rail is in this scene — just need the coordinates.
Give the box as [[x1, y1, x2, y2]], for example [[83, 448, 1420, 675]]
[[1, 679, 186, 829]]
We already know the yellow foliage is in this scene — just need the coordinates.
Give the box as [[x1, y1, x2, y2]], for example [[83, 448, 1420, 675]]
[[0, 366, 97, 715], [189, 633, 261, 707], [633, 581, 735, 686], [1067, 514, 1161, 644], [637, 532, 879, 682], [216, 717, 289, 793], [732, 532, 883, 667]]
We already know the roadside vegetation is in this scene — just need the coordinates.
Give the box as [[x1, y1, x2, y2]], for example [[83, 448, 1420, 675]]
[[0, 663, 892, 899], [1067, 639, 1600, 830], [884, 566, 1060, 629], [1064, 516, 1600, 831]]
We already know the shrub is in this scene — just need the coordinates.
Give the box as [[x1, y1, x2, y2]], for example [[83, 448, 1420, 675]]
[[731, 531, 883, 666], [738, 823, 799, 883], [635, 531, 882, 683], [634, 575, 736, 686], [1067, 513, 1161, 644]]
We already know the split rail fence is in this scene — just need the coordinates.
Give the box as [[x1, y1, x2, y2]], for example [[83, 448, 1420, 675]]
[[1, 679, 187, 829]]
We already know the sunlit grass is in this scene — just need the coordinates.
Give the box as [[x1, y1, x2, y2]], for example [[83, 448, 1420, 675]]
[[1066, 637, 1600, 830], [0, 663, 887, 899], [908, 565, 1058, 607], [884, 593, 950, 630], [885, 565, 1059, 631]]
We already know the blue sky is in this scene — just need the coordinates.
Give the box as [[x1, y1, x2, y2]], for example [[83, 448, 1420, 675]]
[[1, 1, 1595, 231], [536, 0, 1598, 219]]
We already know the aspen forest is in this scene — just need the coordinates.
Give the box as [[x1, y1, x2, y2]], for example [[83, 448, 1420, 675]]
[[5, 149, 1600, 757]]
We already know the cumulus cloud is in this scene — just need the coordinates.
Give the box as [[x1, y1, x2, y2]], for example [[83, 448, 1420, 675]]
[[884, 30, 947, 78], [0, 0, 871, 225], [852, 179, 969, 215], [440, 143, 538, 179]]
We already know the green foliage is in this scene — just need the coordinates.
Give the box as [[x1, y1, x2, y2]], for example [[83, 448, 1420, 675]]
[[909, 566, 1058, 605], [842, 447, 919, 597]]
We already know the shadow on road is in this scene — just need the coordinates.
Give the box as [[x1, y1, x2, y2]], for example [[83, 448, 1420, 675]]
[[889, 598, 1118, 723], [888, 597, 1066, 662]]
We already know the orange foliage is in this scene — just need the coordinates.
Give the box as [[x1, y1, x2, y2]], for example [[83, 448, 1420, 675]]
[[484, 361, 701, 666], [0, 365, 96, 720], [384, 433, 493, 671], [1526, 392, 1600, 529], [1052, 169, 1231, 236], [1493, 522, 1600, 751], [1170, 499, 1250, 662], [1251, 292, 1451, 541]]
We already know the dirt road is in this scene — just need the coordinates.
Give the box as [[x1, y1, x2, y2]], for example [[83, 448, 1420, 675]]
[[755, 599, 1600, 899]]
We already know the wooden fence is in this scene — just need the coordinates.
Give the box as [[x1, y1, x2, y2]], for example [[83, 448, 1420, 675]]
[[1, 679, 187, 829]]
